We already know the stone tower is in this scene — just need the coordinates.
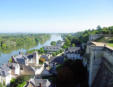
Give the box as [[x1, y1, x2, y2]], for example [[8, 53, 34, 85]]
[[34, 51, 39, 65]]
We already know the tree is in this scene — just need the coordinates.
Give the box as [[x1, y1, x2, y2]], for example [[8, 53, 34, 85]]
[[65, 37, 71, 46], [97, 25, 101, 30], [51, 41, 56, 46], [56, 60, 89, 87], [72, 43, 75, 47], [52, 52, 56, 56]]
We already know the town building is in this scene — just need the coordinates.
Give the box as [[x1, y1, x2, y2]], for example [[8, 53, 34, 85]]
[[12, 51, 39, 66], [0, 64, 12, 86], [56, 40, 64, 47], [44, 46, 62, 53], [64, 47, 82, 60], [11, 51, 44, 75], [26, 78, 51, 87], [10, 63, 20, 75]]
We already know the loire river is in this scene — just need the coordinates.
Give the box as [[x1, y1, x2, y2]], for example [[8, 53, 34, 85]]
[[0, 34, 62, 65]]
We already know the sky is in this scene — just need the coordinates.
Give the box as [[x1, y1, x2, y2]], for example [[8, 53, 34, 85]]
[[0, 0, 113, 33]]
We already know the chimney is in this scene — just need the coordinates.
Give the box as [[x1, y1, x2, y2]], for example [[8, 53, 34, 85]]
[[34, 51, 39, 65], [11, 56, 15, 62]]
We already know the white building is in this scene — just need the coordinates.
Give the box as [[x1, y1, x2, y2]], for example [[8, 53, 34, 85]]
[[10, 63, 20, 75], [64, 47, 82, 60], [44, 46, 62, 53], [0, 64, 12, 86], [11, 51, 45, 76], [26, 78, 51, 87], [12, 51, 39, 66], [56, 40, 64, 47]]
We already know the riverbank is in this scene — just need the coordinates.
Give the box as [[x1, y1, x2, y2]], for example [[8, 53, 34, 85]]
[[0, 34, 62, 66]]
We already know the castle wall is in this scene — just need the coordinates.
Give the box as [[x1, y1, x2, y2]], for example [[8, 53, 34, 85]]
[[92, 57, 113, 87]]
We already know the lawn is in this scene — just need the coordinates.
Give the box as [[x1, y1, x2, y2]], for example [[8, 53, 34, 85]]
[[107, 43, 113, 47]]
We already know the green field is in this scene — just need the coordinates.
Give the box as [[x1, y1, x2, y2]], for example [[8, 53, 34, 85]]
[[107, 43, 113, 47]]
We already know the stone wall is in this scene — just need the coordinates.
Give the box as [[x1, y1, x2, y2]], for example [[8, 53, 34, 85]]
[[92, 57, 113, 87]]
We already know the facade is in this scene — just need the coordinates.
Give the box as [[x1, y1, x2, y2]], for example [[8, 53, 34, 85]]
[[64, 47, 81, 60], [10, 63, 20, 75], [56, 40, 64, 47], [44, 46, 62, 53], [12, 51, 39, 66], [0, 64, 12, 86], [11, 51, 44, 75], [26, 78, 51, 87]]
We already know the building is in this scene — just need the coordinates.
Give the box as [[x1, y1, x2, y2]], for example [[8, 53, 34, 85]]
[[10, 63, 20, 75], [11, 51, 44, 75], [0, 64, 12, 86], [44, 46, 62, 53], [56, 40, 64, 47], [12, 51, 39, 66], [26, 78, 51, 87], [64, 47, 81, 60]]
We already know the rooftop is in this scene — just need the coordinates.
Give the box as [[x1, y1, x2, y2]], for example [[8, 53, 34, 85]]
[[0, 64, 11, 77], [91, 41, 113, 51], [29, 78, 51, 87]]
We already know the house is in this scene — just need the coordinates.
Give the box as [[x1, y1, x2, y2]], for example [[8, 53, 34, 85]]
[[12, 51, 39, 66], [9, 63, 20, 76], [11, 51, 44, 75], [56, 40, 64, 47], [64, 47, 81, 60], [0, 64, 12, 86], [26, 78, 51, 87], [44, 46, 62, 53]]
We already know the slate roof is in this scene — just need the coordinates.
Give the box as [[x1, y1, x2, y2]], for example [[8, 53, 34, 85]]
[[51, 56, 64, 64], [0, 64, 10, 77], [30, 79, 51, 87], [27, 54, 34, 60], [13, 54, 34, 64], [66, 47, 80, 53], [44, 46, 61, 52]]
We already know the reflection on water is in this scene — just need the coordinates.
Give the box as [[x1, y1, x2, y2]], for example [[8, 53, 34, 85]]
[[0, 34, 62, 65]]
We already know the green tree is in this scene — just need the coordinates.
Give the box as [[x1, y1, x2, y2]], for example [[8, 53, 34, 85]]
[[2, 43, 7, 49], [72, 44, 75, 47], [51, 41, 56, 46]]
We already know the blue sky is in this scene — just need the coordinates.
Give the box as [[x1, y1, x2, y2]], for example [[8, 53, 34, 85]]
[[0, 0, 113, 33]]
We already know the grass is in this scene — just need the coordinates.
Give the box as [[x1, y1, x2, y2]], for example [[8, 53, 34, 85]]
[[107, 43, 113, 47], [9, 58, 13, 63], [17, 81, 26, 87]]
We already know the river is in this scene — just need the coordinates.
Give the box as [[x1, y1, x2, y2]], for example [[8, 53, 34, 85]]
[[0, 34, 62, 66]]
